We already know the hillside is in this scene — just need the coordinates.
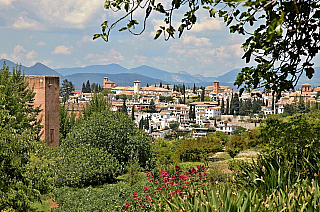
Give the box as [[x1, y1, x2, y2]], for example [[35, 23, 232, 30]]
[[62, 73, 167, 90]]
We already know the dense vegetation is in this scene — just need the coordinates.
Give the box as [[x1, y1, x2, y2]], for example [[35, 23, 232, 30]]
[[2, 63, 320, 211]]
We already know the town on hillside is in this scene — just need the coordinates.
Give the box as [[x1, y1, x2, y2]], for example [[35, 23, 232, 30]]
[[63, 76, 320, 139]]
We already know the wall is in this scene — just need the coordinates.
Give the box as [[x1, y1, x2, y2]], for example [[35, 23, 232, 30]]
[[25, 76, 60, 147]]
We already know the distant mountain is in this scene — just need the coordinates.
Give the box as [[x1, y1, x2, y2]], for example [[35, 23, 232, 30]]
[[0, 59, 62, 77], [1, 58, 319, 89], [62, 73, 168, 90], [28, 62, 62, 77], [129, 65, 208, 84], [56, 64, 127, 76]]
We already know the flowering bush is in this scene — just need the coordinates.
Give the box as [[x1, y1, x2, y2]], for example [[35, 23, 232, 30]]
[[125, 165, 214, 211]]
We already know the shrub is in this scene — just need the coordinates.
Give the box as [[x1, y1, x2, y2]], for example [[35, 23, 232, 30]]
[[56, 110, 156, 187], [175, 136, 222, 162]]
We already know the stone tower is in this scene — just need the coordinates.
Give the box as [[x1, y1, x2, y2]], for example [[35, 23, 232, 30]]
[[25, 76, 60, 147], [134, 80, 141, 95], [213, 80, 220, 94], [301, 83, 311, 101]]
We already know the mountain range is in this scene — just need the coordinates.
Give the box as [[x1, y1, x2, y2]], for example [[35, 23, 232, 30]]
[[1, 58, 319, 90]]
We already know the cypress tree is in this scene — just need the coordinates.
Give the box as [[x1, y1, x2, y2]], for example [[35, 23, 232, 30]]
[[146, 83, 149, 87], [189, 104, 193, 120], [85, 80, 91, 93], [121, 100, 127, 115], [221, 99, 225, 114], [201, 88, 205, 102], [226, 98, 230, 115], [131, 105, 135, 120], [160, 81, 162, 87], [139, 117, 144, 129], [82, 82, 86, 93]]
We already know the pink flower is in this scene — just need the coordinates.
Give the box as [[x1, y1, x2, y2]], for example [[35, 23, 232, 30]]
[[125, 202, 131, 209], [133, 192, 139, 197], [175, 165, 180, 171], [146, 171, 152, 177]]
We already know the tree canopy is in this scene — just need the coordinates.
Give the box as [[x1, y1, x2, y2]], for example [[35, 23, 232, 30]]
[[0, 63, 54, 210], [95, 0, 320, 95]]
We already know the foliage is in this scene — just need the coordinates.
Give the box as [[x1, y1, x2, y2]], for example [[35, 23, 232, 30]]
[[53, 180, 148, 212], [59, 105, 76, 140], [0, 63, 55, 211], [0, 62, 42, 137], [260, 111, 320, 159], [96, 0, 320, 95], [116, 93, 128, 101], [169, 122, 179, 130], [56, 109, 156, 187], [175, 136, 222, 162], [82, 93, 109, 119], [148, 99, 156, 113], [60, 79, 75, 104]]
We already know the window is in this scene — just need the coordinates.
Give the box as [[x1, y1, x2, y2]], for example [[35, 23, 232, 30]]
[[50, 129, 54, 143]]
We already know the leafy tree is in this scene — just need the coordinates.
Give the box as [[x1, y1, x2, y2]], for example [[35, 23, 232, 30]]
[[57, 109, 156, 187], [60, 79, 75, 104], [0, 63, 55, 210], [169, 122, 179, 130], [252, 99, 261, 114], [149, 99, 156, 113], [96, 0, 320, 95], [59, 105, 76, 140], [82, 93, 109, 119]]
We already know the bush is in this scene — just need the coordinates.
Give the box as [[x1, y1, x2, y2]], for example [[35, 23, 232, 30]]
[[175, 136, 222, 162], [56, 110, 156, 187]]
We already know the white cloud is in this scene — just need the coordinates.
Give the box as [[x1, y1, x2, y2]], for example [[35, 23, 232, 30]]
[[0, 0, 15, 7], [41, 60, 53, 66], [84, 49, 124, 64], [81, 35, 95, 43], [37, 41, 45, 46], [182, 35, 212, 47], [192, 16, 222, 32], [134, 55, 147, 64], [52, 45, 73, 55], [12, 16, 45, 31], [19, 0, 103, 29], [13, 45, 26, 54], [25, 50, 38, 60], [0, 53, 9, 58]]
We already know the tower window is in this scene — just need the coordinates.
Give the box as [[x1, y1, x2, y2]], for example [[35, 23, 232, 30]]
[[50, 129, 54, 143]]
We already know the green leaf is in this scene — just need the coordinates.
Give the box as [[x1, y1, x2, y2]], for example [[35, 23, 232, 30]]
[[93, 34, 101, 40], [119, 27, 127, 31], [154, 29, 162, 40], [305, 67, 314, 79], [146, 6, 152, 18]]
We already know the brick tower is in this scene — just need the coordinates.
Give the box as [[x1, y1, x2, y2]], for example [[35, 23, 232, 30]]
[[25, 76, 60, 147]]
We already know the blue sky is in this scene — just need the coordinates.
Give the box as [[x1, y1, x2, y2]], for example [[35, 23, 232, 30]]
[[1, 0, 320, 77]]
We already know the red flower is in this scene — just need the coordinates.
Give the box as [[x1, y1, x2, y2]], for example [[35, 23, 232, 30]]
[[146, 171, 152, 177], [125, 202, 131, 209], [133, 192, 139, 197], [175, 165, 180, 171]]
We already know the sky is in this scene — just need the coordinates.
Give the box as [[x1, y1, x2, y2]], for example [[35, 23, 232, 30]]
[[1, 0, 320, 78]]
